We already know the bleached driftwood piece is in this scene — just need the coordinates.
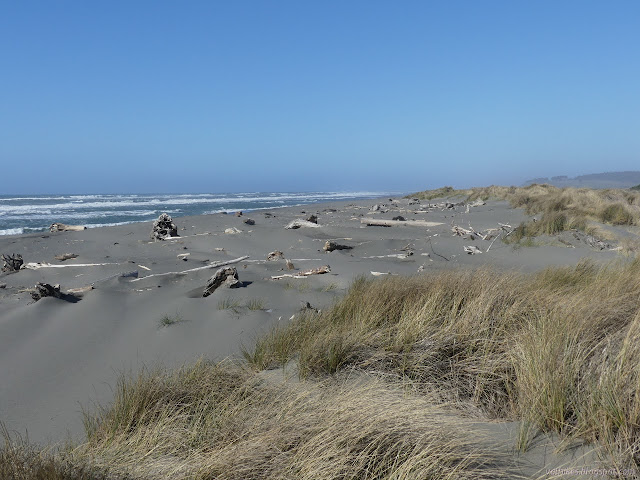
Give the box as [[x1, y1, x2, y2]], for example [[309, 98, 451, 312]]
[[24, 262, 119, 269], [363, 254, 413, 259], [50, 223, 86, 232], [1, 253, 23, 272], [463, 245, 482, 255], [285, 219, 321, 229], [451, 225, 473, 237], [361, 218, 443, 227], [203, 267, 240, 297], [67, 285, 94, 296], [271, 265, 330, 279], [54, 253, 79, 261], [130, 255, 249, 282], [224, 227, 242, 234]]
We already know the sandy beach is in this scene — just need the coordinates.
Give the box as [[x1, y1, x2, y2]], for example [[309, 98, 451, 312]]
[[0, 194, 623, 445]]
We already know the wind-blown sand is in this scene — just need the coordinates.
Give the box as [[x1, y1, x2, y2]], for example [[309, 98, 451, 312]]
[[0, 196, 622, 462]]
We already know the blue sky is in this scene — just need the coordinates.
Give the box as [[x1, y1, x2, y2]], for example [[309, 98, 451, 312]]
[[1, 1, 638, 194]]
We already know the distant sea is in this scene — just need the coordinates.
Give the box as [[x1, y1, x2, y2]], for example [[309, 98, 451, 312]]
[[0, 192, 395, 236]]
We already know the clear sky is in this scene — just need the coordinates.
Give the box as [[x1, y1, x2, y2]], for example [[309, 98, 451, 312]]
[[1, 1, 638, 194]]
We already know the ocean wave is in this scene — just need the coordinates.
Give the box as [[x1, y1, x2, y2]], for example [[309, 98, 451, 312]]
[[0, 191, 393, 215]]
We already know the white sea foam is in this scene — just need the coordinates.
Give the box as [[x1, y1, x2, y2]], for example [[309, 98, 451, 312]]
[[0, 191, 396, 235], [0, 228, 24, 235]]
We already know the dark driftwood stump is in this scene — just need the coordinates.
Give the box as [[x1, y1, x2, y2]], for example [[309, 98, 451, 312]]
[[31, 282, 62, 301], [203, 267, 240, 297], [1, 254, 23, 272], [151, 213, 178, 240], [323, 241, 353, 252]]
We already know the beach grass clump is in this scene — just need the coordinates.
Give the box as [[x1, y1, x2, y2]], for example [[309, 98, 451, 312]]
[[157, 313, 184, 328], [73, 360, 509, 479], [0, 426, 113, 480], [217, 297, 242, 312], [246, 298, 267, 311], [245, 259, 640, 469], [599, 203, 635, 225]]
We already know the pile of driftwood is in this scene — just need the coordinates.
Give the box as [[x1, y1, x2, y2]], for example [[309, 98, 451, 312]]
[[151, 213, 179, 240], [452, 223, 514, 254], [1, 254, 23, 272]]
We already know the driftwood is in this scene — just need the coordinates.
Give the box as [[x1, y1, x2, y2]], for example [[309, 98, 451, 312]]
[[31, 282, 62, 301], [2, 254, 23, 272], [463, 245, 482, 255], [451, 225, 473, 237], [285, 219, 321, 229], [50, 223, 86, 232], [267, 251, 285, 261], [323, 241, 352, 252], [306, 214, 318, 224], [224, 227, 242, 234], [203, 267, 240, 297], [271, 265, 330, 279], [66, 285, 94, 296], [55, 253, 78, 261], [361, 219, 443, 227], [151, 213, 178, 240], [24, 262, 118, 270], [131, 255, 249, 282]]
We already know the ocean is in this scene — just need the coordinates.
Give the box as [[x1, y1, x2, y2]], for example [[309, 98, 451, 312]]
[[0, 191, 394, 236]]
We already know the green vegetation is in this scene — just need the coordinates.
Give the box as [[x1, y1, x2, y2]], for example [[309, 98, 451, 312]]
[[631, 184, 640, 191]]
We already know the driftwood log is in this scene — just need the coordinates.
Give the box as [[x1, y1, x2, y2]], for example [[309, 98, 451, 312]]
[[203, 267, 240, 297], [50, 223, 86, 232], [1, 253, 23, 272], [361, 219, 443, 227], [323, 241, 352, 252], [271, 265, 330, 279], [54, 253, 78, 262], [463, 245, 483, 255], [285, 219, 321, 229], [31, 282, 62, 301], [151, 213, 178, 240]]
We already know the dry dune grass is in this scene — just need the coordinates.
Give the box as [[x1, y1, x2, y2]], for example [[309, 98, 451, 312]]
[[412, 184, 640, 243], [67, 361, 510, 480], [6, 257, 640, 477], [246, 259, 640, 471]]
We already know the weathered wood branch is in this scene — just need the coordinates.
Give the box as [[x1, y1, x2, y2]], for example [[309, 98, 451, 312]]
[[130, 255, 250, 282], [271, 265, 330, 279], [361, 219, 443, 227]]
